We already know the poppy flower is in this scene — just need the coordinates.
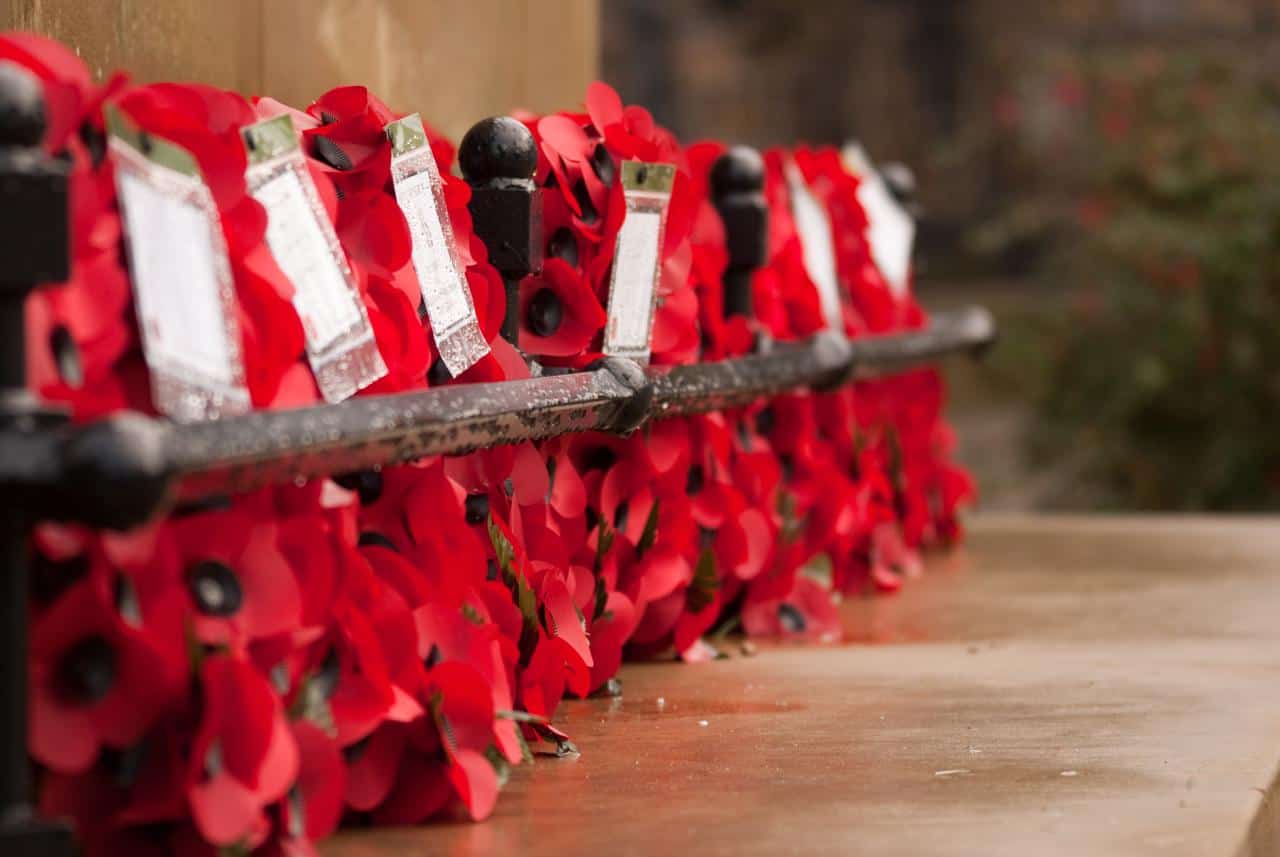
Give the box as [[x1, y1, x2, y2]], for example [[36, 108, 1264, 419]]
[[186, 654, 299, 846], [584, 82, 680, 164], [518, 258, 606, 362], [742, 575, 841, 643], [165, 509, 302, 648], [278, 721, 347, 845], [29, 578, 185, 774], [350, 661, 505, 824], [539, 572, 593, 697]]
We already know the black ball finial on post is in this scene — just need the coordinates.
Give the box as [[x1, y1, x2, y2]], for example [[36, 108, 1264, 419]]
[[880, 161, 921, 217], [710, 145, 767, 322], [459, 116, 543, 347], [0, 61, 77, 857], [0, 63, 46, 150]]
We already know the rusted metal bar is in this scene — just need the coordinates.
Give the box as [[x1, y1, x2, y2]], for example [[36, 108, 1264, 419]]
[[168, 306, 993, 496], [846, 304, 996, 379], [649, 304, 994, 417], [169, 357, 646, 500], [0, 307, 994, 532], [649, 331, 850, 418]]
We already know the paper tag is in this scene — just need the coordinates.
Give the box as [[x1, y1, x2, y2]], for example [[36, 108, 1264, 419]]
[[107, 106, 250, 422], [387, 114, 489, 375], [243, 116, 386, 402], [604, 161, 675, 364], [785, 159, 842, 330], [841, 143, 916, 299]]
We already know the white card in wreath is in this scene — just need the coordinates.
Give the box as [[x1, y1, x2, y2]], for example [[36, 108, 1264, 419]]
[[243, 115, 386, 402], [604, 160, 675, 363], [841, 142, 916, 299], [387, 114, 489, 376], [108, 106, 250, 422], [785, 159, 842, 330]]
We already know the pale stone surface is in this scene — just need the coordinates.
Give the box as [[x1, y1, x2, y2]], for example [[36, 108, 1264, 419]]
[[2, 0, 599, 142], [326, 516, 1280, 856]]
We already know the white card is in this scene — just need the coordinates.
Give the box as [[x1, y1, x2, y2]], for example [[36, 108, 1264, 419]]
[[604, 161, 675, 364], [117, 170, 238, 385], [243, 115, 386, 402], [841, 143, 916, 299], [256, 169, 363, 349], [607, 208, 664, 356], [785, 160, 842, 330], [387, 115, 489, 376], [108, 108, 250, 422], [396, 170, 473, 332]]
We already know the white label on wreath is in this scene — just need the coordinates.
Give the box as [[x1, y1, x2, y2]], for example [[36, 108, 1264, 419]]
[[786, 161, 843, 330], [255, 168, 364, 350], [842, 142, 916, 299]]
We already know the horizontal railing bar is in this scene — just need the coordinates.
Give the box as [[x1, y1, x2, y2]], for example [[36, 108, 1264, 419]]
[[1, 306, 994, 528], [648, 330, 851, 418], [172, 304, 994, 496], [847, 305, 997, 379], [170, 358, 648, 499]]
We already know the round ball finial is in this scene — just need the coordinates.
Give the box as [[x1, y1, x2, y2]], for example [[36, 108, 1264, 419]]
[[0, 61, 46, 148], [880, 162, 917, 205], [459, 116, 537, 186], [710, 145, 765, 199]]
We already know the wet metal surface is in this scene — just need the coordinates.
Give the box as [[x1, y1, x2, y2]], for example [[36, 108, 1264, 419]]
[[323, 516, 1280, 857], [0, 307, 995, 528], [171, 360, 643, 499], [174, 307, 994, 497]]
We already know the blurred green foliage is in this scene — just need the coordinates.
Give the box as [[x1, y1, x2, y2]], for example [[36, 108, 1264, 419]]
[[1012, 51, 1280, 509]]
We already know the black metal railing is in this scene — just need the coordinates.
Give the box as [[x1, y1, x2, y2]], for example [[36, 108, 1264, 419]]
[[0, 65, 994, 854]]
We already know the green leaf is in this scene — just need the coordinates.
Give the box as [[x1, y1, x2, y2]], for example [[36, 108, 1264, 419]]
[[592, 576, 608, 622], [287, 670, 336, 736], [593, 518, 615, 574], [485, 744, 513, 788], [686, 547, 720, 614], [286, 665, 335, 736], [708, 612, 741, 640], [800, 553, 834, 589], [488, 514, 540, 664], [184, 620, 206, 675], [495, 708, 550, 724], [515, 727, 535, 765], [636, 500, 660, 557], [487, 514, 515, 575], [776, 490, 805, 544]]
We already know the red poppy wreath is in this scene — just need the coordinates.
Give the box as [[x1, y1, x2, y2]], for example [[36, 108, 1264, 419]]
[[6, 35, 974, 855]]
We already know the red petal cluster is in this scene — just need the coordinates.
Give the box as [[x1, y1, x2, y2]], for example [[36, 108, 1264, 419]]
[[7, 36, 974, 854]]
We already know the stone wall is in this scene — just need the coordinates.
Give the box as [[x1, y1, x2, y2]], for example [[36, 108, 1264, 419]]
[[2, 0, 600, 142]]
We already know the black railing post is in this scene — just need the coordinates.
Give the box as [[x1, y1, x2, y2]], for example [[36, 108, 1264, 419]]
[[880, 161, 921, 218], [710, 145, 767, 321], [0, 61, 76, 856], [458, 116, 543, 347]]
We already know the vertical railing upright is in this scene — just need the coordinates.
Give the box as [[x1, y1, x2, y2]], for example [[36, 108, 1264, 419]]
[[711, 145, 768, 322], [458, 116, 543, 349], [0, 62, 76, 855]]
